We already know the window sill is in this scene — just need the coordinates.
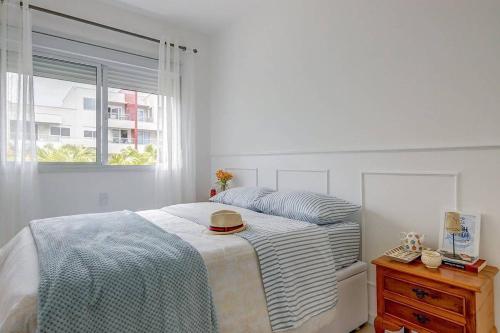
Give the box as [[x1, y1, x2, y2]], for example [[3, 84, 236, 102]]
[[37, 163, 155, 173]]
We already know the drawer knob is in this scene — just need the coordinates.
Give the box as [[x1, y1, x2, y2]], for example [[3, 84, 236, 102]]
[[413, 312, 430, 325], [412, 287, 429, 299]]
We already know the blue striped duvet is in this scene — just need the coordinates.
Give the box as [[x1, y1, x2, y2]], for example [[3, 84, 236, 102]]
[[235, 218, 338, 331], [321, 221, 360, 270]]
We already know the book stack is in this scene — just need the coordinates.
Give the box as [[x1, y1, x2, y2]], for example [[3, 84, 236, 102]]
[[440, 252, 487, 273]]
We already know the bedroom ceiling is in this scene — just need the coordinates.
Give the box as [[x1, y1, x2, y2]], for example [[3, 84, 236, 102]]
[[100, 0, 267, 34]]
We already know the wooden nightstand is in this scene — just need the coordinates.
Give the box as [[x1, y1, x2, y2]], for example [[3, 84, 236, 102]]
[[372, 256, 498, 333]]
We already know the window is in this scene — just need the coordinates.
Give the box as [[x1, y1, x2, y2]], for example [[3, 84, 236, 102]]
[[83, 97, 96, 111], [49, 127, 58, 136], [32, 49, 159, 166], [109, 129, 131, 144], [33, 55, 97, 163], [119, 129, 129, 143], [111, 129, 120, 143], [109, 105, 128, 120], [107, 88, 158, 166], [49, 126, 71, 137], [138, 130, 155, 145], [83, 130, 96, 139], [138, 107, 153, 122]]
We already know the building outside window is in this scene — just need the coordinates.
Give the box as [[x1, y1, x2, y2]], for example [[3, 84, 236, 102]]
[[109, 105, 129, 120], [137, 107, 153, 122], [110, 129, 132, 144], [111, 129, 120, 143], [83, 97, 96, 111], [83, 130, 96, 139], [31, 55, 98, 162], [138, 130, 154, 145], [50, 126, 71, 137], [26, 54, 159, 165]]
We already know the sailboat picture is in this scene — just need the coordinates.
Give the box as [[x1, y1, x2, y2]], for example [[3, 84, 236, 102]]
[[439, 211, 481, 259]]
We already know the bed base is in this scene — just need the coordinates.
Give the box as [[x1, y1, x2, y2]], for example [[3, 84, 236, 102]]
[[319, 264, 368, 333]]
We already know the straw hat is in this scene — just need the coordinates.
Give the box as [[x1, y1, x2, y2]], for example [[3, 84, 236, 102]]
[[206, 210, 246, 235]]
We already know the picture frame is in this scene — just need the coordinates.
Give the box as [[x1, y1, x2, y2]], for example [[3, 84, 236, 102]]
[[438, 210, 481, 258]]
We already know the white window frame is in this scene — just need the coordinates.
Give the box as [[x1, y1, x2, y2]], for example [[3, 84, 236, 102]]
[[137, 107, 153, 122], [33, 49, 158, 172], [83, 129, 97, 139], [49, 126, 71, 137], [109, 105, 128, 120], [138, 130, 154, 145], [49, 126, 60, 137]]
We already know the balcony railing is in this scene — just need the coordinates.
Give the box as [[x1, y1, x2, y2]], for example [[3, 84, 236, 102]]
[[109, 114, 154, 123], [38, 135, 151, 146], [111, 138, 133, 144], [138, 117, 154, 123], [109, 113, 130, 121], [109, 138, 154, 145]]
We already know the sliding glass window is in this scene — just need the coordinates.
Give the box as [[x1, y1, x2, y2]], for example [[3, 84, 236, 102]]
[[31, 50, 160, 167], [104, 64, 159, 166], [33, 55, 100, 163]]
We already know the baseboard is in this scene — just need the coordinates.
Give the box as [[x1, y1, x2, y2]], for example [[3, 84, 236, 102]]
[[368, 312, 376, 325]]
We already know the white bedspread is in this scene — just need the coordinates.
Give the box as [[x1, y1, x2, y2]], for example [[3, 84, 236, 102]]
[[0, 203, 338, 333]]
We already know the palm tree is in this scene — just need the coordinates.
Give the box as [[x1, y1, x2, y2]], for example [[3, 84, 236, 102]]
[[36, 143, 156, 165], [108, 144, 156, 165], [37, 144, 95, 162]]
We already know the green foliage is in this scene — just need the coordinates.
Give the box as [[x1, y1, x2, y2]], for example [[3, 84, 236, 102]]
[[108, 144, 157, 165], [37, 144, 95, 162], [36, 144, 157, 165]]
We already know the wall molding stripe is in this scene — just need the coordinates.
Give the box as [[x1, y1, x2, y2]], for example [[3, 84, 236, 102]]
[[360, 170, 459, 262], [275, 169, 330, 194], [361, 171, 459, 324], [211, 144, 500, 158], [225, 168, 259, 186]]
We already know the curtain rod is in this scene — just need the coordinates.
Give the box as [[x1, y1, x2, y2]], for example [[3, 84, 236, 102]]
[[18, 2, 198, 54]]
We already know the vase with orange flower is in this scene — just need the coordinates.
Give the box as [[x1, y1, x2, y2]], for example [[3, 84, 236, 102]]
[[215, 169, 233, 192]]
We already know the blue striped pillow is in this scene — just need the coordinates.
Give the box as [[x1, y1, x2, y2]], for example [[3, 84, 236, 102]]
[[209, 187, 275, 211], [255, 191, 360, 225]]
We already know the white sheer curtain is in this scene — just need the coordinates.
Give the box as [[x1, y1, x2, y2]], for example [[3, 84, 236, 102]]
[[155, 41, 196, 206], [0, 0, 37, 246]]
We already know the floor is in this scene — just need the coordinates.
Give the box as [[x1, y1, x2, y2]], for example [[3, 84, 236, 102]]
[[357, 323, 375, 333]]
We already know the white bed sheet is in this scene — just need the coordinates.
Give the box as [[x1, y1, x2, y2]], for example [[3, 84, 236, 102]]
[[0, 204, 349, 333]]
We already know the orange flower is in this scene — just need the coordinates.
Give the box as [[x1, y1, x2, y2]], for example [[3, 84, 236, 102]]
[[216, 169, 233, 183]]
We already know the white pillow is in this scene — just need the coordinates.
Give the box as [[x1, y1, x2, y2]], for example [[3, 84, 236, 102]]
[[209, 187, 275, 211], [255, 190, 360, 224]]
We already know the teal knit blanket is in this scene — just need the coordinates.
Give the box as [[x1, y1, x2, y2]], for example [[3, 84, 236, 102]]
[[29, 211, 218, 333]]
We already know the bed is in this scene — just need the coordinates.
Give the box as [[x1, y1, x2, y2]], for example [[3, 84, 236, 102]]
[[0, 202, 368, 333]]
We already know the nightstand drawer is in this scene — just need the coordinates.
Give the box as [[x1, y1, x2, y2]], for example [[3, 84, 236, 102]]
[[384, 275, 465, 315], [385, 299, 464, 333], [373, 256, 498, 333]]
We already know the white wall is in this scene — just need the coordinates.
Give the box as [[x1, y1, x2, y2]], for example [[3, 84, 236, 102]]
[[210, 0, 500, 155], [27, 0, 212, 221], [209, 0, 500, 323]]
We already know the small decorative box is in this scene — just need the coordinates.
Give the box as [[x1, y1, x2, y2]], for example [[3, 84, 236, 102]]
[[384, 245, 421, 263]]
